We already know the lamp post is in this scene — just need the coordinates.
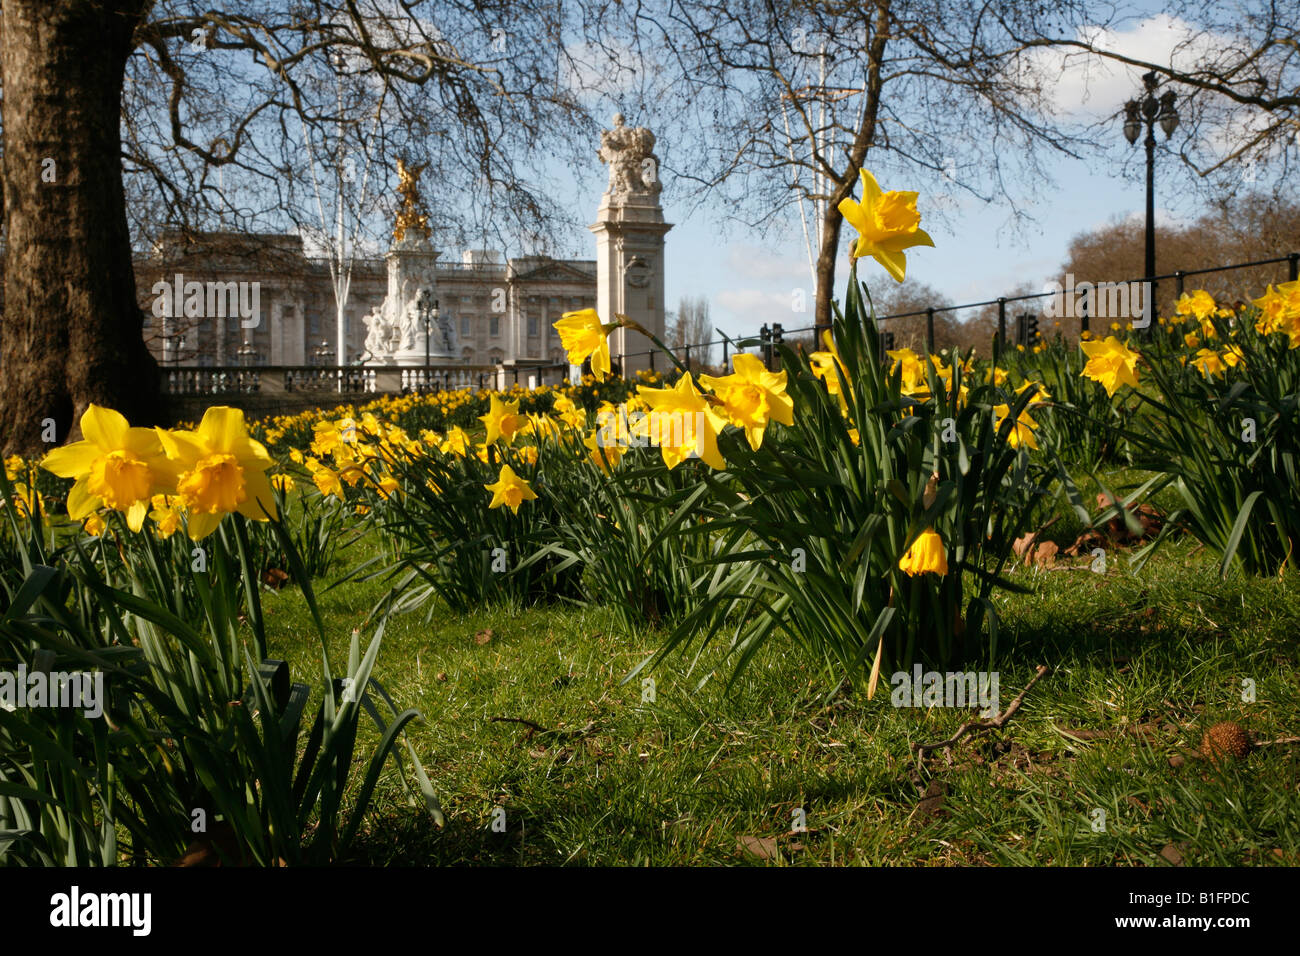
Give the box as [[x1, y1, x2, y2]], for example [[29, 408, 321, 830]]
[[1123, 72, 1179, 330], [417, 290, 438, 392], [312, 340, 333, 390]]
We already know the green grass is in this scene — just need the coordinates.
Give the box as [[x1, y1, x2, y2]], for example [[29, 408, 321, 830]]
[[256, 519, 1300, 866]]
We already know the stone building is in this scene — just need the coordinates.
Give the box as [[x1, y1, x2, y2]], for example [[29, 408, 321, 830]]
[[134, 231, 598, 370]]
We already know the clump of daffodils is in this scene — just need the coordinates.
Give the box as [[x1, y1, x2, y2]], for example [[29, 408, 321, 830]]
[[40, 403, 277, 540]]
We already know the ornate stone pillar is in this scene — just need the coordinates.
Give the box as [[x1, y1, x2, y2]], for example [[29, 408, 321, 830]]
[[589, 114, 673, 376]]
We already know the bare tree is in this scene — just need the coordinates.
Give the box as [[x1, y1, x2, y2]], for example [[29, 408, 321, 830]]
[[668, 295, 713, 366], [591, 0, 1103, 335], [1001, 1, 1300, 190], [1, 0, 602, 453]]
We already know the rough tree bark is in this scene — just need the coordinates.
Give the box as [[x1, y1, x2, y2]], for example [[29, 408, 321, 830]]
[[814, 0, 890, 336], [0, 0, 157, 456]]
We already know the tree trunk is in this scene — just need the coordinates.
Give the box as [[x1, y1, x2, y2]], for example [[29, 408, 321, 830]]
[[0, 0, 156, 456], [814, 0, 891, 337]]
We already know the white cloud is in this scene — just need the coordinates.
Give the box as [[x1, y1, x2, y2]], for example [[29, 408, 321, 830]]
[[723, 244, 813, 285], [713, 288, 809, 334], [1027, 15, 1221, 122]]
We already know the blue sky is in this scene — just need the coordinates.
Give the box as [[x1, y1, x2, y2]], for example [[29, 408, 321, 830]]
[[526, 9, 1277, 341]]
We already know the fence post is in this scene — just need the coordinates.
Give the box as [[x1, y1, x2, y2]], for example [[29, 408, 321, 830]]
[[1289, 253, 1298, 282], [722, 336, 729, 368], [1079, 286, 1090, 336], [684, 342, 691, 372], [926, 308, 935, 353], [1174, 270, 1185, 298], [997, 297, 1006, 354], [647, 350, 653, 375]]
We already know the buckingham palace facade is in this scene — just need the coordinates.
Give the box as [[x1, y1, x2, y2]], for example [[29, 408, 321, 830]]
[[135, 231, 598, 371]]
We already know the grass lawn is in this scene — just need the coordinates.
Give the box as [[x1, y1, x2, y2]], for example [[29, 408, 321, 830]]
[[259, 505, 1300, 866]]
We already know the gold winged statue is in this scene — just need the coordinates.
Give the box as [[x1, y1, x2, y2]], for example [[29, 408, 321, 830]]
[[393, 157, 431, 242]]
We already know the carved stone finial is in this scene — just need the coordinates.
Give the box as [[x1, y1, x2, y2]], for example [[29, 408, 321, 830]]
[[393, 157, 431, 242]]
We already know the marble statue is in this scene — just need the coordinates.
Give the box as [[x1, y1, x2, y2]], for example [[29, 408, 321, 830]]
[[361, 305, 399, 359], [598, 113, 661, 199]]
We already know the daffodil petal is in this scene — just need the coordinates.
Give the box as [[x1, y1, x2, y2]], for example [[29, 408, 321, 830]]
[[40, 441, 100, 478], [81, 404, 129, 451]]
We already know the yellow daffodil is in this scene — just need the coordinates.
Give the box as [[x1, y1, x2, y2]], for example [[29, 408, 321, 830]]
[[899, 528, 948, 576], [441, 426, 472, 457], [837, 168, 934, 282], [484, 464, 538, 514], [809, 330, 851, 412], [636, 374, 728, 470], [313, 465, 343, 499], [993, 404, 1039, 450], [1252, 282, 1300, 347], [1191, 348, 1225, 377], [480, 395, 529, 445], [583, 429, 625, 473], [553, 308, 613, 381], [886, 347, 930, 397], [157, 406, 277, 539], [82, 511, 106, 537], [148, 494, 184, 539], [1080, 336, 1141, 397], [5, 483, 42, 521], [271, 473, 295, 493], [1175, 289, 1217, 322], [1014, 380, 1052, 405], [40, 404, 176, 532], [698, 353, 794, 451]]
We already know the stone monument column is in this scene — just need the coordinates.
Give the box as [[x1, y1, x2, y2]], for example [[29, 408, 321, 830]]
[[589, 113, 672, 376], [387, 235, 440, 365]]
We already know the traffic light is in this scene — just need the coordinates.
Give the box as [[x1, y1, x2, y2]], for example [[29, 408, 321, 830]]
[[1016, 313, 1040, 347], [772, 323, 784, 344]]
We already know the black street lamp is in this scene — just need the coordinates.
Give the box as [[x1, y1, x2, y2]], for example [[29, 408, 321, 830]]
[[417, 290, 438, 392], [1123, 72, 1179, 330]]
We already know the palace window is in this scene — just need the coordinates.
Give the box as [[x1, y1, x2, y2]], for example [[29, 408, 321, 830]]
[[490, 315, 500, 337], [527, 315, 538, 336]]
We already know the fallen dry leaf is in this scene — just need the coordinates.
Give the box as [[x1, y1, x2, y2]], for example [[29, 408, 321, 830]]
[[474, 628, 494, 645], [737, 835, 779, 861], [261, 568, 290, 590]]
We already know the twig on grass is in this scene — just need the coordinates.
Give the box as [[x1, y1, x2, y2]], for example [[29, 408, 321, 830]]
[[912, 665, 1049, 766], [489, 716, 550, 741]]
